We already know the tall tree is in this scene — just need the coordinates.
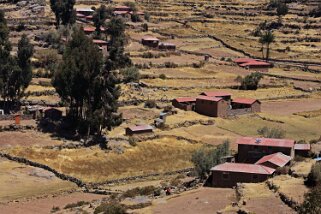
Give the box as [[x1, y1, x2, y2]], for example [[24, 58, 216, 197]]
[[52, 27, 121, 136], [93, 5, 110, 36], [259, 30, 275, 61], [276, 2, 288, 24], [105, 17, 132, 71], [50, 0, 76, 27]]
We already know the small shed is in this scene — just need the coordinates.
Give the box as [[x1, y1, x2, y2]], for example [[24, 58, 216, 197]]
[[231, 98, 261, 113], [195, 96, 228, 118], [172, 97, 196, 111], [158, 42, 176, 51], [44, 108, 62, 120], [239, 60, 271, 72], [142, 36, 160, 48], [294, 144, 311, 157], [125, 125, 153, 136], [211, 162, 275, 187], [76, 8, 94, 16]]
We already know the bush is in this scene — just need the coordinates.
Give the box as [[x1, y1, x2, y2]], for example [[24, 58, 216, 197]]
[[128, 137, 137, 146], [51, 206, 60, 213], [142, 52, 154, 58], [131, 13, 142, 22], [16, 22, 25, 32], [94, 202, 126, 214], [144, 100, 156, 108], [164, 62, 178, 68], [121, 66, 140, 83], [191, 140, 230, 179], [64, 201, 89, 209], [240, 72, 263, 90], [257, 126, 286, 139], [122, 186, 158, 198], [299, 185, 321, 214], [159, 73, 167, 79], [34, 49, 60, 72], [144, 12, 150, 21], [141, 23, 148, 32], [305, 163, 321, 187]]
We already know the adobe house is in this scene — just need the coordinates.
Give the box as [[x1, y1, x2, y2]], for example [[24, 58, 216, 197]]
[[231, 98, 261, 113], [158, 42, 176, 51], [255, 152, 292, 169], [125, 125, 153, 136], [210, 162, 275, 187], [195, 96, 228, 118], [294, 144, 311, 157], [237, 137, 295, 163], [239, 60, 271, 72], [93, 40, 108, 56], [233, 58, 255, 65], [83, 26, 106, 35], [44, 108, 62, 121], [199, 91, 232, 102], [172, 97, 196, 111], [141, 36, 160, 48], [114, 10, 131, 19]]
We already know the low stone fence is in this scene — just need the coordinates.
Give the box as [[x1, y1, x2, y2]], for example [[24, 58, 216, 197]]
[[0, 114, 33, 121]]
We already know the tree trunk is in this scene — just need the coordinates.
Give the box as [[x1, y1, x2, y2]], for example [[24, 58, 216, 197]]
[[266, 43, 270, 61]]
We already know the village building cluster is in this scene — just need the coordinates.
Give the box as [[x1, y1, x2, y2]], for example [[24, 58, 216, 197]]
[[172, 91, 261, 118], [211, 137, 311, 187]]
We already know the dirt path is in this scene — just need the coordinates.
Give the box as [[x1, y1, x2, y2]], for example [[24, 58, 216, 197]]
[[261, 98, 321, 115], [0, 192, 106, 214]]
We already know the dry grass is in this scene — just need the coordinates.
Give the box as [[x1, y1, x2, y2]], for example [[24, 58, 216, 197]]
[[0, 158, 76, 202], [295, 109, 321, 118], [291, 159, 316, 177], [5, 137, 201, 183], [269, 175, 309, 204]]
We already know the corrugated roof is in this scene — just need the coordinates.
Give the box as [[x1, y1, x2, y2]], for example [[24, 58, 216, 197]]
[[211, 162, 275, 175], [159, 42, 176, 46], [196, 95, 222, 102], [232, 98, 260, 105], [142, 35, 159, 41], [115, 5, 131, 10], [239, 61, 271, 67], [294, 144, 311, 151], [255, 152, 292, 167], [76, 8, 94, 12], [114, 11, 130, 15], [93, 39, 108, 45], [233, 58, 256, 64], [129, 11, 145, 15], [174, 97, 196, 103], [237, 137, 295, 148], [127, 125, 153, 132], [200, 91, 232, 97]]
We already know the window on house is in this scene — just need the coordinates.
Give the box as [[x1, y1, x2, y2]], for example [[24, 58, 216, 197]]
[[222, 172, 230, 180]]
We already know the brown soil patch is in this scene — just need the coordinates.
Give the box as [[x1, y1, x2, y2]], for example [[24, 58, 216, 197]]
[[151, 187, 236, 214]]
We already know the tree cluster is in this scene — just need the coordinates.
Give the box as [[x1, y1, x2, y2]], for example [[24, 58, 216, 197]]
[[236, 72, 263, 90], [50, 0, 76, 27], [0, 11, 33, 111], [191, 140, 230, 179]]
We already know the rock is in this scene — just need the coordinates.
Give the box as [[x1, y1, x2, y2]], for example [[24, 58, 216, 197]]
[[17, 1, 27, 7]]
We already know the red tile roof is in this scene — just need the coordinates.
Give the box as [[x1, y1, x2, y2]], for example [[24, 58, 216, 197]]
[[211, 162, 275, 175], [93, 39, 108, 45], [129, 11, 145, 15], [114, 10, 130, 15], [232, 98, 260, 105], [196, 95, 223, 102], [83, 26, 95, 32], [76, 13, 86, 17], [237, 137, 295, 148], [233, 58, 256, 64], [115, 5, 131, 10], [239, 61, 271, 67], [200, 91, 232, 97], [255, 152, 292, 167], [174, 97, 196, 103], [127, 125, 153, 132], [86, 15, 93, 19], [294, 144, 311, 151]]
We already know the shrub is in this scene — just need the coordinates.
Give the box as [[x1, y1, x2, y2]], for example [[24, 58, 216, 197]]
[[144, 100, 156, 108], [144, 12, 150, 21], [299, 185, 321, 214], [159, 73, 167, 79], [164, 62, 178, 68], [131, 13, 142, 22], [141, 23, 148, 32], [191, 140, 230, 179], [121, 66, 140, 83], [94, 202, 126, 214], [122, 186, 157, 198], [240, 72, 263, 90], [128, 137, 137, 146], [51, 206, 60, 213], [64, 201, 89, 209], [142, 52, 154, 58], [305, 163, 321, 187], [16, 22, 25, 32], [257, 126, 286, 139]]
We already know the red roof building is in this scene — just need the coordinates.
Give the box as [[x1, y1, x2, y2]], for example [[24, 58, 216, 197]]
[[237, 137, 295, 163], [255, 152, 292, 169], [195, 96, 228, 117], [211, 162, 275, 187], [114, 5, 131, 11], [125, 125, 153, 136], [142, 36, 160, 48], [200, 91, 232, 100], [172, 97, 196, 111], [231, 98, 261, 113], [233, 58, 256, 64], [234, 58, 271, 72], [294, 144, 311, 157]]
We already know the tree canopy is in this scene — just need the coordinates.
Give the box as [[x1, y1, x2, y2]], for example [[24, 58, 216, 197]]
[[50, 0, 76, 27]]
